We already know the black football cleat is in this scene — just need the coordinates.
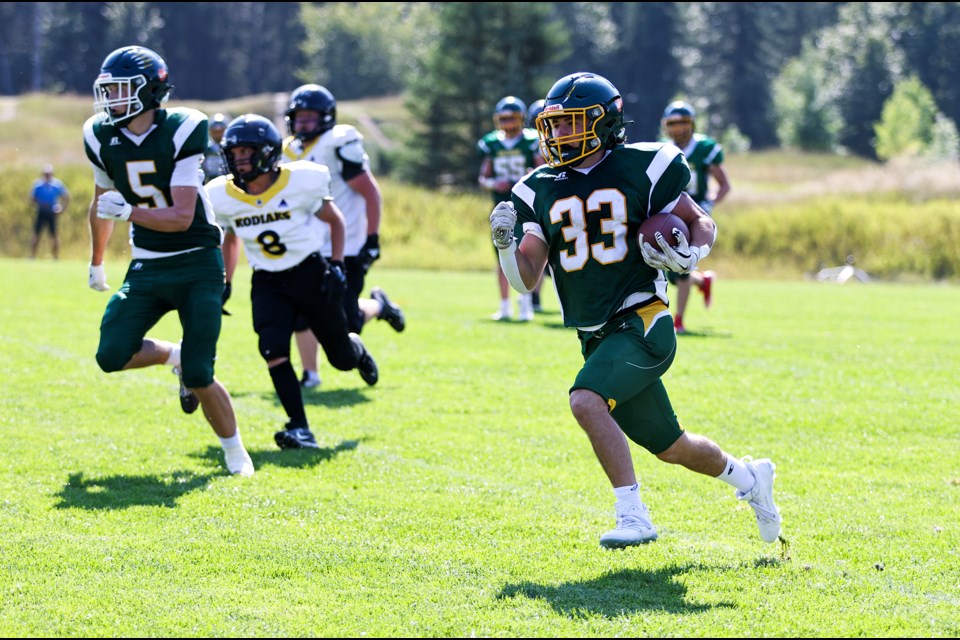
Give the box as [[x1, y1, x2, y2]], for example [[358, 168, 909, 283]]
[[371, 287, 406, 333], [349, 333, 379, 386], [274, 425, 320, 449], [173, 366, 200, 414]]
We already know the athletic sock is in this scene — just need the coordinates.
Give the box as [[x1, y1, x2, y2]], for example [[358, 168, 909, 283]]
[[613, 483, 643, 507], [165, 343, 181, 367], [219, 432, 244, 451], [268, 360, 308, 427], [715, 453, 755, 493]]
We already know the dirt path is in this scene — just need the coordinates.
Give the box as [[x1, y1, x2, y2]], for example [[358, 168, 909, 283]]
[[0, 97, 15, 122]]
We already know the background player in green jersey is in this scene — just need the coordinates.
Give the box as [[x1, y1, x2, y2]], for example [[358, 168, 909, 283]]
[[477, 96, 543, 322], [84, 45, 253, 477], [660, 101, 732, 334], [490, 72, 780, 549], [201, 112, 230, 185], [525, 99, 549, 313]]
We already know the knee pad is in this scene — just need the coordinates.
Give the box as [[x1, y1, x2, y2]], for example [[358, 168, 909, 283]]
[[95, 337, 138, 373], [258, 327, 291, 362]]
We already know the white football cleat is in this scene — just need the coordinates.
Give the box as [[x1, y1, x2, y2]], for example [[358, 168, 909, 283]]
[[737, 457, 782, 543], [599, 501, 658, 549]]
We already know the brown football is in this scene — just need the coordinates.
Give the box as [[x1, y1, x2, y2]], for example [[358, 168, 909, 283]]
[[638, 212, 690, 250]]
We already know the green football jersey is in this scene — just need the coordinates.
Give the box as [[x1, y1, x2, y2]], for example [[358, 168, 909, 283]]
[[512, 143, 690, 328], [678, 133, 723, 204], [83, 107, 222, 254], [477, 128, 542, 202]]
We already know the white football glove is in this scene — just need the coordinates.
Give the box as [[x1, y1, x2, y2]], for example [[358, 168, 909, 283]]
[[490, 201, 517, 250], [88, 264, 109, 292], [640, 230, 702, 274], [97, 190, 133, 221]]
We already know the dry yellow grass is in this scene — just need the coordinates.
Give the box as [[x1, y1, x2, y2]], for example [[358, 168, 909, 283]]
[[3, 93, 960, 280]]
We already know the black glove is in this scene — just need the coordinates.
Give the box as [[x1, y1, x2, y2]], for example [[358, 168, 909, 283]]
[[324, 260, 347, 303], [221, 281, 232, 316], [358, 233, 380, 274]]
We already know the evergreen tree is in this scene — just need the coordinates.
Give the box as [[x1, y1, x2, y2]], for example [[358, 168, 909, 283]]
[[300, 3, 435, 99], [772, 42, 841, 151], [399, 3, 564, 189], [606, 3, 682, 143], [806, 3, 899, 159], [888, 2, 960, 129], [41, 3, 111, 96], [0, 3, 39, 94]]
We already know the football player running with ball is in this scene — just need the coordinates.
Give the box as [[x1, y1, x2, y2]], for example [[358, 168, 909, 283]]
[[84, 45, 253, 477], [206, 115, 379, 451], [491, 72, 781, 548]]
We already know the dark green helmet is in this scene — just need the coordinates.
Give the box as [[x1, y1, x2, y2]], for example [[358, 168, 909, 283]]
[[93, 46, 173, 127], [537, 72, 625, 167]]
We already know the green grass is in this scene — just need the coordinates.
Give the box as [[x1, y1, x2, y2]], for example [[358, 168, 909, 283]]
[[1, 259, 958, 637]]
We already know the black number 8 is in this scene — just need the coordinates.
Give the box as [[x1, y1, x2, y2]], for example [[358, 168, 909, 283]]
[[256, 230, 287, 256]]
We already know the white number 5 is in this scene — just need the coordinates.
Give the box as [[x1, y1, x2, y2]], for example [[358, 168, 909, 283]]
[[125, 160, 170, 209]]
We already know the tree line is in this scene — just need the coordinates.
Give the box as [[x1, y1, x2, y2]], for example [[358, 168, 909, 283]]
[[3, 2, 959, 189]]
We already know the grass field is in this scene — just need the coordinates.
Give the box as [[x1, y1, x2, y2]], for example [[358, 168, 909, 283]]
[[1, 259, 958, 637]]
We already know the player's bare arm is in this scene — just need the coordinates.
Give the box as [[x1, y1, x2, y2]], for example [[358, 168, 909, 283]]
[[708, 164, 731, 205], [346, 171, 382, 234], [317, 200, 346, 262], [123, 185, 200, 232], [221, 230, 241, 283], [515, 234, 549, 291], [88, 184, 115, 266], [670, 192, 716, 250]]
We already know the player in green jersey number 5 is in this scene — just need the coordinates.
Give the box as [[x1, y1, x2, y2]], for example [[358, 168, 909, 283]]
[[83, 46, 253, 477], [490, 72, 780, 548]]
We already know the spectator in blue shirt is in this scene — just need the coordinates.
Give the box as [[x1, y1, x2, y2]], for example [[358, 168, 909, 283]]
[[30, 164, 70, 259]]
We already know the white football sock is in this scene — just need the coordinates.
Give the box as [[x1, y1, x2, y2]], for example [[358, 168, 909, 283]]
[[613, 483, 643, 506], [220, 433, 254, 476], [715, 454, 755, 493], [165, 343, 181, 367], [219, 433, 244, 451]]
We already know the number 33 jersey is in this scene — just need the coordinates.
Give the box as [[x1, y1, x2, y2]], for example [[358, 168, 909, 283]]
[[205, 160, 332, 272], [511, 142, 691, 328]]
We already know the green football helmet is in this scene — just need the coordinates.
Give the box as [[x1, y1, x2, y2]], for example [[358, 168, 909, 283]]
[[661, 100, 696, 146], [536, 72, 625, 168], [526, 99, 546, 128], [494, 96, 526, 134]]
